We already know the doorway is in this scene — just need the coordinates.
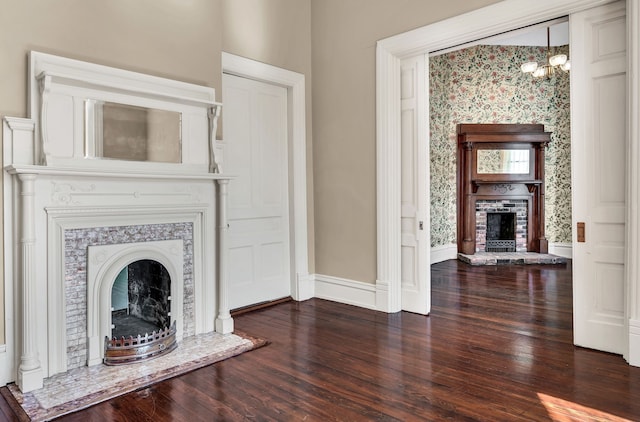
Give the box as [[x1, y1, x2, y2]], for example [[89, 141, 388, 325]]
[[221, 52, 311, 309], [223, 72, 291, 309], [376, 0, 635, 361]]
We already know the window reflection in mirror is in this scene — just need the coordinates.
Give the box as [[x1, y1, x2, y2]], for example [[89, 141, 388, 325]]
[[477, 149, 529, 174], [86, 101, 182, 163]]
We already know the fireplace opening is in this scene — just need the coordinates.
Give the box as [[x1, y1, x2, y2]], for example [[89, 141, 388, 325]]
[[111, 259, 172, 338], [486, 212, 516, 252], [106, 258, 178, 365]]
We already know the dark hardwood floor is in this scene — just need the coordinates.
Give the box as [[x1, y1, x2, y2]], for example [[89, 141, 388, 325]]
[[3, 260, 640, 421]]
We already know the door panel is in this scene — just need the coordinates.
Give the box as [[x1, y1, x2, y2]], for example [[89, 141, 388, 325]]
[[223, 73, 291, 309], [571, 0, 626, 354], [400, 55, 430, 314]]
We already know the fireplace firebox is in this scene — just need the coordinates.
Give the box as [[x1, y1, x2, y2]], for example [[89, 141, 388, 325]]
[[486, 212, 516, 252]]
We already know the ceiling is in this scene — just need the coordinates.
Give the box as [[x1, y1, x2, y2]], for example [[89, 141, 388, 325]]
[[431, 19, 569, 57], [483, 21, 569, 47]]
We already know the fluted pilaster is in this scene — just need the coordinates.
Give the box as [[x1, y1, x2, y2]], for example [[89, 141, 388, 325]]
[[17, 173, 43, 392]]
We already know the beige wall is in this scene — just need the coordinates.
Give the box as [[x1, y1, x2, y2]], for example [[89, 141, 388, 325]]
[[0, 0, 222, 118], [311, 0, 500, 283], [221, 0, 315, 273]]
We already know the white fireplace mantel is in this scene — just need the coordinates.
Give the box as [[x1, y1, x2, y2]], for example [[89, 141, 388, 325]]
[[2, 52, 233, 393]]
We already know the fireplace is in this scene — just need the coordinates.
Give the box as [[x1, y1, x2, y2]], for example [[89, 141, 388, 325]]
[[2, 52, 233, 392], [457, 124, 550, 255]]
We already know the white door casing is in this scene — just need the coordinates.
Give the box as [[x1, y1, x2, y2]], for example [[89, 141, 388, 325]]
[[571, 0, 627, 354], [400, 55, 430, 315], [223, 73, 291, 309]]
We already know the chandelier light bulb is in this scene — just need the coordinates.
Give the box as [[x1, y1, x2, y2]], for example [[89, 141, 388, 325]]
[[521, 62, 539, 73], [533, 67, 546, 78], [549, 54, 568, 67], [560, 60, 571, 71]]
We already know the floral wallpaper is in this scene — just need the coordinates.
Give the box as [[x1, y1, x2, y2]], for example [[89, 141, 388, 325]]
[[429, 44, 572, 248]]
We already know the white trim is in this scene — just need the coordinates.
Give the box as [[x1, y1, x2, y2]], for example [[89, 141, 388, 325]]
[[627, 0, 640, 366], [377, 0, 638, 364], [630, 319, 640, 366], [221, 53, 310, 301], [314, 274, 377, 311], [430, 244, 458, 264], [549, 242, 573, 259]]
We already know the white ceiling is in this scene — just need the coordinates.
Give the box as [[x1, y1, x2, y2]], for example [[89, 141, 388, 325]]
[[483, 21, 569, 47], [431, 19, 569, 57]]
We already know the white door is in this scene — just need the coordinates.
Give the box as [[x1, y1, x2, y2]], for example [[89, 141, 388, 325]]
[[400, 55, 430, 314], [571, 0, 627, 354], [222, 73, 291, 309]]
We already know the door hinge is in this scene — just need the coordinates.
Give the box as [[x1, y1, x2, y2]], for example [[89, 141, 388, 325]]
[[419, 221, 424, 230]]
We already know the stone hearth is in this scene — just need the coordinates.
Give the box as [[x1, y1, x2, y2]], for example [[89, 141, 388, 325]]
[[458, 252, 568, 266]]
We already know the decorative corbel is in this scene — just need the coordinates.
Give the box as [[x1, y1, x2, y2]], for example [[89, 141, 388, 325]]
[[208, 104, 222, 173], [36, 72, 52, 166]]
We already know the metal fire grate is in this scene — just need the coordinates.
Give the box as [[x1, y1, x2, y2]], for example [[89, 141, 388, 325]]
[[486, 239, 516, 253], [104, 321, 178, 365]]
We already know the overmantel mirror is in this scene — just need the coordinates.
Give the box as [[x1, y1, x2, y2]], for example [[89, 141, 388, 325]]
[[476, 148, 531, 175], [85, 100, 182, 163], [473, 144, 536, 181]]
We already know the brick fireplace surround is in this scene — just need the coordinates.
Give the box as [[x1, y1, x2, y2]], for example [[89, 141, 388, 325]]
[[475, 199, 528, 252]]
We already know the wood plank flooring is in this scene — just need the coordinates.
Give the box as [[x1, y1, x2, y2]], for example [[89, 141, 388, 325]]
[[2, 260, 640, 421]]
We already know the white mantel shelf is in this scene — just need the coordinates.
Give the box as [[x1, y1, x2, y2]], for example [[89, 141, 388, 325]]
[[5, 164, 235, 181]]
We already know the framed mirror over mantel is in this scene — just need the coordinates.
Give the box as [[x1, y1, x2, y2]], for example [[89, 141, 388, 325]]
[[456, 123, 551, 255]]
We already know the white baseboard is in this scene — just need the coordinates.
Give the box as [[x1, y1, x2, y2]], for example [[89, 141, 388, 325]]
[[0, 344, 14, 386], [430, 244, 458, 264], [628, 319, 640, 367], [313, 274, 378, 310], [294, 272, 315, 301], [549, 242, 572, 259]]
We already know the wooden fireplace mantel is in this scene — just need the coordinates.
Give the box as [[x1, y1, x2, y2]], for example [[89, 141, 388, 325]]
[[456, 124, 551, 255]]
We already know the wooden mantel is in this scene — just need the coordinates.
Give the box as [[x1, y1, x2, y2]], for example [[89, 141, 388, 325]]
[[456, 124, 551, 255]]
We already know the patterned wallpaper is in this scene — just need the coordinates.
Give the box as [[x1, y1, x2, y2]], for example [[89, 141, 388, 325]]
[[429, 44, 571, 248]]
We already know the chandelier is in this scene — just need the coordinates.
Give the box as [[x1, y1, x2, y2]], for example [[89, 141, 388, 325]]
[[520, 27, 570, 78]]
